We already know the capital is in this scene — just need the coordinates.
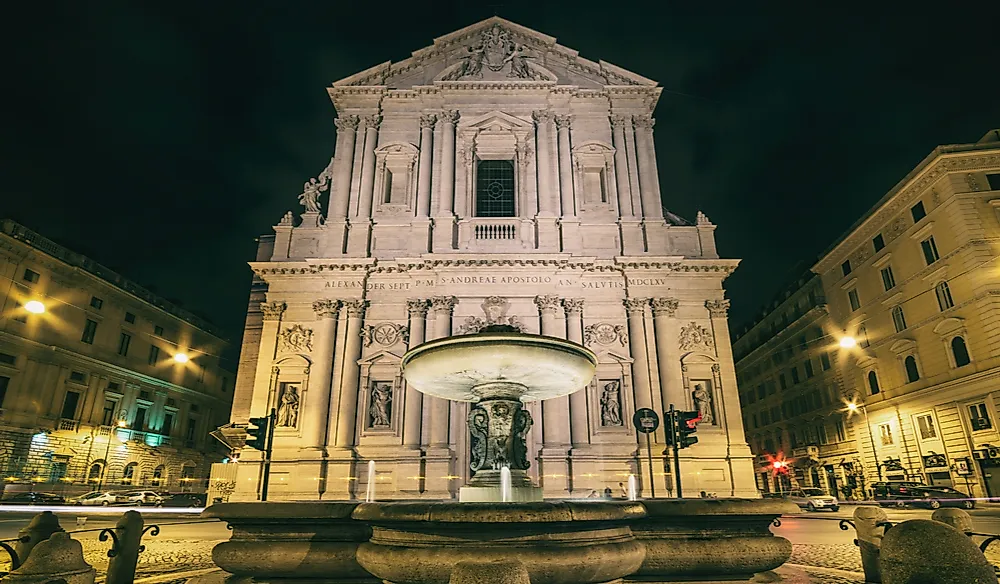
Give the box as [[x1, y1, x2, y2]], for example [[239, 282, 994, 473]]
[[532, 110, 554, 125], [343, 298, 369, 318], [633, 115, 655, 130], [334, 115, 360, 132], [261, 301, 286, 321], [610, 114, 632, 129], [312, 299, 340, 319], [623, 297, 649, 315], [554, 114, 573, 130], [562, 298, 585, 315], [705, 299, 730, 318], [430, 296, 458, 313], [361, 114, 382, 130], [438, 110, 460, 125], [419, 113, 438, 129], [406, 298, 430, 317], [651, 297, 680, 317], [534, 294, 561, 313]]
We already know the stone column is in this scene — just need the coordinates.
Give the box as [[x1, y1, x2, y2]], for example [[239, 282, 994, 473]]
[[416, 114, 436, 218], [403, 299, 428, 449], [347, 115, 380, 255], [249, 301, 285, 418], [428, 296, 457, 446], [705, 299, 756, 497], [633, 115, 663, 220], [334, 299, 367, 449], [432, 111, 459, 252], [651, 298, 681, 414], [555, 115, 576, 217], [532, 111, 556, 216], [623, 117, 643, 219], [624, 298, 653, 411], [303, 299, 340, 451], [537, 295, 571, 496], [610, 115, 634, 217], [563, 299, 589, 446], [330, 116, 360, 219]]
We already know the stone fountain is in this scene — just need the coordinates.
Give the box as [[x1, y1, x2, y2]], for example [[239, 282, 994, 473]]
[[400, 324, 598, 502]]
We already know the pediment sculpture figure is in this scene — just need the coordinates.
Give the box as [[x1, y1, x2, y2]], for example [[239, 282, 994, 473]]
[[442, 24, 543, 81]]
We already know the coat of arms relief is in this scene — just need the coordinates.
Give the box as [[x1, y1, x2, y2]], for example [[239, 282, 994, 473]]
[[456, 296, 523, 334], [278, 325, 314, 353], [678, 322, 715, 352], [441, 24, 549, 81]]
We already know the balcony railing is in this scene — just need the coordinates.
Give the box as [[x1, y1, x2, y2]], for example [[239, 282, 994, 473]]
[[460, 218, 530, 251], [474, 221, 517, 241], [57, 419, 80, 432]]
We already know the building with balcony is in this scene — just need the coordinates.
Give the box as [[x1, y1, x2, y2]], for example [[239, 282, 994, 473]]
[[218, 17, 757, 502], [732, 270, 862, 498], [0, 219, 234, 494], [813, 129, 1000, 498]]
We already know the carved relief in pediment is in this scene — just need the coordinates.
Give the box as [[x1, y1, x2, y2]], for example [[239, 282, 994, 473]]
[[436, 24, 557, 82]]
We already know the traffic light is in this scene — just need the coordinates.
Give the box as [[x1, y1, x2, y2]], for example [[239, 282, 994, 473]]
[[676, 411, 701, 449], [246, 415, 271, 452]]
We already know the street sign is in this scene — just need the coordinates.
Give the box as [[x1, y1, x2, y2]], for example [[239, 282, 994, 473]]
[[956, 458, 972, 476], [633, 408, 660, 434]]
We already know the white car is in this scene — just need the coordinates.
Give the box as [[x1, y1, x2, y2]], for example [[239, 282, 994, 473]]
[[123, 490, 164, 506], [787, 488, 840, 512], [68, 491, 126, 506]]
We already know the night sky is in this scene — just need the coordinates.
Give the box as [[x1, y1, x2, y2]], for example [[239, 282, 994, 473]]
[[4, 1, 999, 355]]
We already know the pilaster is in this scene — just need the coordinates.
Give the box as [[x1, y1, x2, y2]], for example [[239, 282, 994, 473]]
[[624, 298, 654, 411], [424, 295, 457, 498], [347, 115, 380, 256], [651, 298, 683, 416], [536, 294, 571, 497], [432, 111, 459, 253], [301, 299, 340, 453], [248, 301, 285, 419], [329, 115, 359, 253]]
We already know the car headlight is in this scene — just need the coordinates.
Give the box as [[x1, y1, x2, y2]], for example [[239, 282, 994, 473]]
[[831, 498, 838, 504]]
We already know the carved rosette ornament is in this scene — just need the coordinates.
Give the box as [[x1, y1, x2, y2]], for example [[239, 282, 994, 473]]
[[343, 299, 368, 318], [624, 297, 649, 315], [361, 323, 409, 347], [584, 323, 628, 347], [312, 299, 340, 319], [651, 298, 680, 317], [562, 298, 584, 315], [406, 298, 429, 317], [261, 301, 286, 321], [533, 295, 561, 314], [678, 322, 715, 352], [278, 325, 314, 353], [705, 299, 731, 318]]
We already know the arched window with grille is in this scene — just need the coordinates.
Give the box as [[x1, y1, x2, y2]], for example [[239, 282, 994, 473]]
[[935, 281, 954, 311], [904, 355, 920, 383], [952, 336, 971, 367], [867, 370, 880, 395], [475, 160, 516, 217]]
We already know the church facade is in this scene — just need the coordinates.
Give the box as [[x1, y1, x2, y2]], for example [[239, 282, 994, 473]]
[[218, 18, 756, 501]]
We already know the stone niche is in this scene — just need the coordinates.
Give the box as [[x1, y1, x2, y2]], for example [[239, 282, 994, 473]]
[[373, 142, 418, 217]]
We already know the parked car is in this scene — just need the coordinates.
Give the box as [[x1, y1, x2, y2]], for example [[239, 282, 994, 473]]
[[0, 492, 66, 505], [786, 488, 840, 512], [161, 492, 207, 508], [871, 481, 928, 506], [911, 487, 976, 510], [67, 491, 127, 506], [122, 490, 164, 506]]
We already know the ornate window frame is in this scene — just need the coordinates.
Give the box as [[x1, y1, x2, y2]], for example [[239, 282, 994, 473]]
[[933, 317, 972, 369], [571, 141, 617, 214], [889, 339, 921, 385], [373, 142, 419, 216]]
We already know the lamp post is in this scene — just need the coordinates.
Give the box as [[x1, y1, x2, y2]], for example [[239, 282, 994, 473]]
[[97, 410, 128, 491], [848, 401, 883, 482]]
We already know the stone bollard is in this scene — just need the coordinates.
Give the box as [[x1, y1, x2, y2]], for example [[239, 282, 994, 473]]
[[5, 532, 95, 584], [850, 505, 888, 583], [880, 519, 997, 584], [103, 510, 148, 584], [14, 511, 65, 566], [450, 560, 531, 584], [932, 508, 975, 534]]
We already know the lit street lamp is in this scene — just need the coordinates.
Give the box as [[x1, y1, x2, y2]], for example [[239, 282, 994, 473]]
[[173, 353, 190, 364], [97, 410, 128, 491], [24, 300, 45, 314], [839, 335, 857, 349], [847, 401, 883, 481]]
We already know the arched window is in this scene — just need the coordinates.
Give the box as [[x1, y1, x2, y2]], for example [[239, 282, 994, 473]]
[[151, 465, 166, 487], [121, 462, 137, 485], [952, 336, 971, 367], [88, 461, 104, 483], [904, 356, 920, 383], [475, 160, 516, 217], [935, 281, 954, 311], [858, 325, 870, 348], [892, 306, 907, 333], [868, 371, 880, 395]]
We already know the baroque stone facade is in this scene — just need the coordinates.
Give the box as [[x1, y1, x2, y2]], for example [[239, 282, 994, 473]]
[[220, 17, 755, 501]]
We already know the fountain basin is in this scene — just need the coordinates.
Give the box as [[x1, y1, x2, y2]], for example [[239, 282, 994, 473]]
[[203, 502, 378, 582], [629, 498, 797, 582], [401, 332, 597, 402], [353, 501, 646, 584]]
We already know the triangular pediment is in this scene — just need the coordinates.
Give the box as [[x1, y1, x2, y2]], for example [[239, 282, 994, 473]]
[[333, 17, 658, 90], [462, 111, 533, 132], [359, 350, 403, 365]]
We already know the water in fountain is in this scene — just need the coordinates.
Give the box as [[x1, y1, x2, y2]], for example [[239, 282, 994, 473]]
[[500, 465, 512, 502], [627, 474, 638, 501], [365, 460, 376, 503]]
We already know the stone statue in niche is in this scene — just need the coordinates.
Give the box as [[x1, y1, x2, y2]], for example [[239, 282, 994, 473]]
[[276, 385, 300, 428], [368, 383, 393, 428], [692, 383, 714, 425], [600, 381, 623, 427]]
